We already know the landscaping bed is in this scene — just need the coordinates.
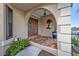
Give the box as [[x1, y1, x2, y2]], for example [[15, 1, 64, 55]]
[[5, 39, 30, 56], [72, 37, 79, 56]]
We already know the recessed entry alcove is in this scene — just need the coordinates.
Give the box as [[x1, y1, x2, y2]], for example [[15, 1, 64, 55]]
[[28, 8, 57, 49]]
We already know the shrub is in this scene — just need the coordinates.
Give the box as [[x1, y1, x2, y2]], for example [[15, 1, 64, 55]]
[[72, 37, 79, 46], [5, 39, 30, 56]]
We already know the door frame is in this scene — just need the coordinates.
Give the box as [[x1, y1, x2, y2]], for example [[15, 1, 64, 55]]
[[28, 17, 38, 37]]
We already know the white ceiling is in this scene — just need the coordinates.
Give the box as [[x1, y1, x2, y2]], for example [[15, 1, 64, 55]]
[[12, 3, 40, 11], [32, 9, 51, 17], [12, 3, 51, 19]]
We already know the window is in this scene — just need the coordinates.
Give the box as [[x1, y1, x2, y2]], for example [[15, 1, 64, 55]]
[[6, 6, 13, 40]]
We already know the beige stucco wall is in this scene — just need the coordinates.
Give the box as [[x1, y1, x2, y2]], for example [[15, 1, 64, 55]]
[[38, 14, 57, 37], [0, 3, 4, 56], [25, 3, 58, 38], [0, 4, 4, 42], [5, 4, 26, 40], [0, 4, 26, 55], [0, 3, 26, 55], [0, 4, 26, 42]]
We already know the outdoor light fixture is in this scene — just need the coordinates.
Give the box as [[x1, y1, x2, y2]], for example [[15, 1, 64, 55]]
[[44, 9, 46, 16]]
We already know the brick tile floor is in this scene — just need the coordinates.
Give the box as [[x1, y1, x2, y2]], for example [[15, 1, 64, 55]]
[[38, 50, 55, 56], [29, 35, 57, 49]]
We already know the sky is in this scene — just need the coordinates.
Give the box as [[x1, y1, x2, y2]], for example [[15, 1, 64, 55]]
[[72, 3, 79, 27]]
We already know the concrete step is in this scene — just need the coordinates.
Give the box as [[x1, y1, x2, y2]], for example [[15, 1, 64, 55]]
[[16, 45, 42, 56]]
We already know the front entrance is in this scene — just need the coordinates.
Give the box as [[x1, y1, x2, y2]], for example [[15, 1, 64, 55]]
[[28, 17, 38, 37]]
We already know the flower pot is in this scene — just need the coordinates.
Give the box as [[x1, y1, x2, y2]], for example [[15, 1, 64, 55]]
[[52, 32, 57, 39]]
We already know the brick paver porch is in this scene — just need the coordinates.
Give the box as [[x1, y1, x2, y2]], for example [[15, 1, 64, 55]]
[[29, 35, 57, 49]]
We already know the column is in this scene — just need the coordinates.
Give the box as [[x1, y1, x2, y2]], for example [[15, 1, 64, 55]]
[[57, 3, 71, 56]]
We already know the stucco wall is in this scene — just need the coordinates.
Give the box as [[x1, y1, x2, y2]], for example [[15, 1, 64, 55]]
[[5, 4, 26, 40], [25, 4, 58, 38], [38, 14, 57, 37], [0, 4, 4, 42], [0, 3, 4, 56], [1, 4, 26, 55]]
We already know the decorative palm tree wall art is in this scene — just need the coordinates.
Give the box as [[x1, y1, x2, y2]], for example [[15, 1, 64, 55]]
[[46, 19, 52, 29]]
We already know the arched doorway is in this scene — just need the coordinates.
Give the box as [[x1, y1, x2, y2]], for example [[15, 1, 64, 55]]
[[28, 8, 57, 49]]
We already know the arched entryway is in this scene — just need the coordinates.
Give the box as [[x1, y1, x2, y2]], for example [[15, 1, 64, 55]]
[[28, 8, 57, 49]]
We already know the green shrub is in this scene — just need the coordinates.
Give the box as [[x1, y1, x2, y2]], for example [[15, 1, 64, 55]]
[[5, 39, 30, 56], [72, 37, 79, 46]]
